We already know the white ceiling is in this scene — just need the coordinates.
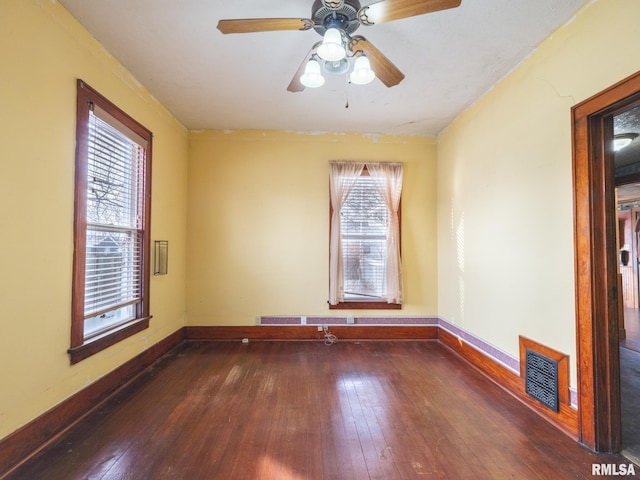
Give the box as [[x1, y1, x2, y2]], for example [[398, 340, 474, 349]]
[[58, 0, 590, 136]]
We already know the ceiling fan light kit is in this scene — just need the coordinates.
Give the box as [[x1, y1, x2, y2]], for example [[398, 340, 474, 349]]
[[217, 0, 462, 92]]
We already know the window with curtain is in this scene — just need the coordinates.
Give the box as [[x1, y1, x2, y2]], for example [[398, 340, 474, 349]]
[[69, 80, 153, 364], [329, 161, 403, 309]]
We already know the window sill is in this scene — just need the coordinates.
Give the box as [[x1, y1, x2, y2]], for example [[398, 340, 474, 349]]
[[68, 316, 151, 365], [329, 301, 402, 310]]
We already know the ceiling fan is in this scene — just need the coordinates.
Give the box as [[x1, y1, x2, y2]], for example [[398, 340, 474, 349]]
[[217, 0, 461, 92]]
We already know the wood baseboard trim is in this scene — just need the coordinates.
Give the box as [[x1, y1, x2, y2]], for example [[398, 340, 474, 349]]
[[0, 328, 185, 479], [184, 325, 439, 341], [438, 328, 579, 439], [258, 316, 438, 326]]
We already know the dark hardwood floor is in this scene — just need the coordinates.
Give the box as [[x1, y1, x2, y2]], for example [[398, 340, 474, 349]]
[[4, 341, 637, 479], [622, 307, 640, 464]]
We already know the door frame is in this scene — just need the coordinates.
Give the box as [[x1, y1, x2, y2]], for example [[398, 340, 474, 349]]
[[572, 69, 640, 451]]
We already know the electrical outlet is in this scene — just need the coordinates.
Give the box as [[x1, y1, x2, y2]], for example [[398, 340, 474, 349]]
[[317, 325, 323, 332], [242, 338, 249, 344], [347, 316, 355, 324]]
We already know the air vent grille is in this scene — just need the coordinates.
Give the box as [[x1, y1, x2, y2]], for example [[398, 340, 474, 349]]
[[525, 349, 559, 412]]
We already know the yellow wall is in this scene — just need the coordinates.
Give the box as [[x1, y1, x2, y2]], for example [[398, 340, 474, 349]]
[[187, 130, 438, 325], [437, 0, 640, 388], [0, 0, 188, 440]]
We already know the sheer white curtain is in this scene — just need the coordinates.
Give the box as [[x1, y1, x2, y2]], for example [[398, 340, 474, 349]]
[[329, 161, 365, 305], [366, 162, 404, 304]]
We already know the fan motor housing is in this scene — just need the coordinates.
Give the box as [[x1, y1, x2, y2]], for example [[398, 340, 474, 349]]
[[311, 0, 361, 36]]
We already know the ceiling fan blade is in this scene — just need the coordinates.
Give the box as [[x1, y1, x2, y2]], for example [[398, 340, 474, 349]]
[[350, 36, 405, 88], [217, 18, 314, 34], [287, 44, 320, 93], [358, 0, 461, 25]]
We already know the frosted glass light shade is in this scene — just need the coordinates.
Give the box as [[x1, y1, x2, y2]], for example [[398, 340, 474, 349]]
[[613, 133, 638, 151], [300, 59, 325, 88], [350, 55, 375, 85], [614, 137, 633, 151], [317, 28, 346, 62]]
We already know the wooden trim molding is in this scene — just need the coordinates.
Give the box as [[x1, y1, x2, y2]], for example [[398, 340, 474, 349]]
[[184, 325, 439, 341], [439, 329, 578, 440], [68, 317, 151, 365], [70, 80, 153, 364], [0, 329, 184, 479], [572, 69, 640, 452], [258, 315, 438, 326]]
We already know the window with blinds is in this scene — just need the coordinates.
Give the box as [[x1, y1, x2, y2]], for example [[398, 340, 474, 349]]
[[341, 175, 388, 300], [71, 80, 152, 363], [83, 109, 145, 338]]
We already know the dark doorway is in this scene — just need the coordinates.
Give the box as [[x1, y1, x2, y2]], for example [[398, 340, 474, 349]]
[[613, 105, 640, 463], [572, 70, 640, 453]]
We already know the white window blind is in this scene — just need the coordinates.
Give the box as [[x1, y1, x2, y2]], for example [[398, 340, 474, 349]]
[[83, 107, 145, 337], [340, 174, 389, 300]]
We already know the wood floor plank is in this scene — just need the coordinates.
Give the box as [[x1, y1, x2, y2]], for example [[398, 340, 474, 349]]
[[5, 341, 638, 479]]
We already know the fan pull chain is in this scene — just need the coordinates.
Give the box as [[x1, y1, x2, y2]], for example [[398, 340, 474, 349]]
[[345, 76, 350, 109]]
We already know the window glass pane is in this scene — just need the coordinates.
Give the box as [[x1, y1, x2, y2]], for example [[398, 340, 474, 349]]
[[84, 227, 142, 317], [82, 109, 143, 338], [87, 111, 141, 228], [341, 175, 388, 300], [84, 304, 135, 339]]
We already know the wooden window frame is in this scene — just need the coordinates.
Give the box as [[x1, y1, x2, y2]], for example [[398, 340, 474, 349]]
[[69, 80, 153, 364], [329, 166, 402, 310]]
